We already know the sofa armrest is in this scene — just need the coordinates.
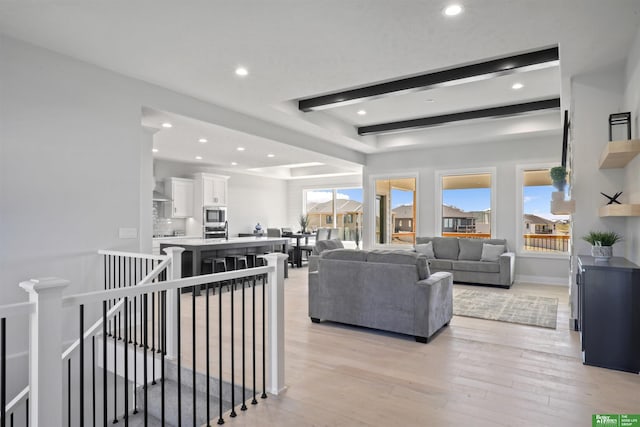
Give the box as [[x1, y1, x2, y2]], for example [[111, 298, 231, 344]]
[[307, 255, 320, 273], [308, 270, 319, 318], [414, 271, 453, 339], [499, 252, 516, 286]]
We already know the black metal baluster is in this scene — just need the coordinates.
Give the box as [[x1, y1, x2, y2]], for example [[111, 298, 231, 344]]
[[251, 276, 257, 406], [67, 358, 71, 427], [143, 294, 148, 426], [118, 256, 123, 341], [124, 297, 129, 426], [113, 309, 118, 424], [261, 274, 267, 399], [161, 291, 166, 426], [230, 277, 237, 418], [92, 336, 96, 427], [1, 317, 6, 427], [103, 302, 107, 427], [218, 277, 224, 425], [206, 282, 211, 425], [177, 287, 182, 427], [25, 399, 28, 427], [241, 278, 247, 412], [192, 284, 196, 427], [152, 288, 156, 385], [79, 305, 85, 427]]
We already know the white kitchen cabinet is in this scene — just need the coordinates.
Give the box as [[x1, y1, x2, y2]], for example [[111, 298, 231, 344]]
[[165, 177, 194, 218], [194, 173, 229, 207]]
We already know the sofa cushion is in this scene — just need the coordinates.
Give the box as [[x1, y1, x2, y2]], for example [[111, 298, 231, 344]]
[[432, 237, 459, 260], [458, 238, 484, 261], [320, 248, 368, 262], [452, 260, 500, 273], [314, 239, 344, 254], [415, 242, 435, 259], [480, 243, 506, 262], [366, 250, 430, 280], [427, 259, 452, 270]]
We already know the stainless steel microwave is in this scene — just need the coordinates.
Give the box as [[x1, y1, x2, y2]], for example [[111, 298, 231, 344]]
[[203, 206, 227, 225]]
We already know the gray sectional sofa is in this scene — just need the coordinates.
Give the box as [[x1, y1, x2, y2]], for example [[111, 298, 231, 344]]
[[308, 248, 453, 343], [415, 236, 515, 288]]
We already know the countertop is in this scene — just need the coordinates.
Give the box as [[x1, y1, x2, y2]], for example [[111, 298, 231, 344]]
[[152, 235, 200, 241], [158, 236, 288, 247]]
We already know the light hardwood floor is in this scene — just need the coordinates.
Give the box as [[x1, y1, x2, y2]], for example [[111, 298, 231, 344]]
[[180, 266, 640, 427]]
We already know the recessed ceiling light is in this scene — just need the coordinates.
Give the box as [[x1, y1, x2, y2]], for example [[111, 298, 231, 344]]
[[231, 162, 238, 166], [443, 4, 463, 16], [195, 156, 203, 160], [161, 122, 173, 128], [198, 138, 208, 143], [425, 98, 435, 103], [357, 110, 367, 116], [152, 148, 159, 153], [267, 153, 275, 158], [512, 82, 524, 90], [235, 67, 249, 77], [237, 147, 245, 151]]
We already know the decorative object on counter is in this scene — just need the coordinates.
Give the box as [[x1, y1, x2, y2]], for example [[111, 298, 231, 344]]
[[224, 220, 229, 241], [608, 112, 631, 141], [254, 222, 263, 234], [298, 213, 310, 234], [582, 230, 623, 262], [600, 191, 622, 205], [549, 166, 567, 192]]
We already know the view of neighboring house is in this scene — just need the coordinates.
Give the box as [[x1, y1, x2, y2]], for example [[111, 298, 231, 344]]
[[523, 213, 557, 234], [307, 198, 362, 240], [391, 204, 414, 232], [442, 205, 477, 233]]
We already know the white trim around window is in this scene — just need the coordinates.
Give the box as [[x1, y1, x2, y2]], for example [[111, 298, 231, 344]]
[[434, 167, 497, 237], [515, 163, 570, 259]]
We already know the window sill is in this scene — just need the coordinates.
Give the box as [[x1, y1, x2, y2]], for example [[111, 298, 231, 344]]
[[517, 251, 570, 260]]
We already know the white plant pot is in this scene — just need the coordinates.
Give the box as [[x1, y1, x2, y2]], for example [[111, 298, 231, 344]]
[[591, 245, 612, 262]]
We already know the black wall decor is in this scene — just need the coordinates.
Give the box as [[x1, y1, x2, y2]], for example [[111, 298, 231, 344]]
[[609, 112, 631, 141], [601, 192, 623, 205]]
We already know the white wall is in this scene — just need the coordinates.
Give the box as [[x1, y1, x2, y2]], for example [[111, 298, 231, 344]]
[[623, 27, 640, 265], [154, 159, 288, 236], [364, 135, 570, 285], [286, 174, 362, 231]]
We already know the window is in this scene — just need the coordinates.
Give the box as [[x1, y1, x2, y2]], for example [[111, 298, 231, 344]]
[[439, 172, 493, 237], [304, 187, 362, 242], [375, 177, 416, 245], [520, 167, 571, 254]]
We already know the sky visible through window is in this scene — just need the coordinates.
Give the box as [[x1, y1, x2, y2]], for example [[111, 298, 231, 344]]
[[524, 185, 570, 220], [443, 188, 491, 211]]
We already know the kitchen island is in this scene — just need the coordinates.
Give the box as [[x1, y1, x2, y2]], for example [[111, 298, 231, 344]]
[[159, 236, 290, 278]]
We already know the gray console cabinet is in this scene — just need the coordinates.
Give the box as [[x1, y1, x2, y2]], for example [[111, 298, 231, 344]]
[[577, 255, 640, 373]]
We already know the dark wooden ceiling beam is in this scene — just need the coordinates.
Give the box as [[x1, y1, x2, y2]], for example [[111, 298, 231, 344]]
[[298, 47, 559, 112], [357, 98, 561, 135]]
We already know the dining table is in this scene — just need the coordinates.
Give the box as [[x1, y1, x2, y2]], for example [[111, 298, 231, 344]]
[[288, 233, 315, 267]]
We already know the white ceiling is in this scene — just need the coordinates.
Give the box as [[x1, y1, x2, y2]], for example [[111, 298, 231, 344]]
[[1, 1, 639, 178]]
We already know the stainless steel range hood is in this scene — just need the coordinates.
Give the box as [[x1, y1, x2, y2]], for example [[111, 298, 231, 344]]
[[153, 191, 171, 202]]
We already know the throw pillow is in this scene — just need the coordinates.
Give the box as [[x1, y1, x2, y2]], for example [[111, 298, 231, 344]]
[[480, 243, 505, 262], [415, 242, 435, 259]]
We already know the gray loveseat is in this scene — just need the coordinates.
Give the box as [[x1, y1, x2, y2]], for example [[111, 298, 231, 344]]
[[415, 237, 515, 288], [308, 249, 453, 343]]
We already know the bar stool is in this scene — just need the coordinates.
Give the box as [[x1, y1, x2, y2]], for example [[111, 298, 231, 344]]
[[202, 257, 228, 294]]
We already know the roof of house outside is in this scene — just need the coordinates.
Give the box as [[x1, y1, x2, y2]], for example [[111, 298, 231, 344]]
[[523, 214, 556, 225], [307, 199, 363, 214], [391, 204, 413, 219], [443, 205, 475, 219]]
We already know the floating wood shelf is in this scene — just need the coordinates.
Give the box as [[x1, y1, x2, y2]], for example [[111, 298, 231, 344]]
[[550, 199, 575, 215], [599, 139, 640, 169], [599, 204, 640, 217]]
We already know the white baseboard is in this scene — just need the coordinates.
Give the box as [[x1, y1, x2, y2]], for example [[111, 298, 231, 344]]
[[516, 274, 569, 286]]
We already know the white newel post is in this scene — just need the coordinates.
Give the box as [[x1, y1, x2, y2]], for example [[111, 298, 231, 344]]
[[264, 253, 287, 395], [163, 247, 184, 360], [19, 277, 70, 427]]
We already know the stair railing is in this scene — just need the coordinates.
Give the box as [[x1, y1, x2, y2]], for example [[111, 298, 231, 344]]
[[1, 248, 286, 426]]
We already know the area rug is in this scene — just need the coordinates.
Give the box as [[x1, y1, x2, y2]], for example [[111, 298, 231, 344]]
[[453, 289, 558, 329]]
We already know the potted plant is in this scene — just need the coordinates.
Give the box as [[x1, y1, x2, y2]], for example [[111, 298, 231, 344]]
[[549, 166, 568, 192], [582, 230, 623, 261], [298, 213, 310, 234]]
